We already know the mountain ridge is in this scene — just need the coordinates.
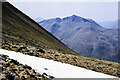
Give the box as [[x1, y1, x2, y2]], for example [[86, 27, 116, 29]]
[[1, 2, 120, 78], [2, 2, 77, 55], [38, 14, 119, 62]]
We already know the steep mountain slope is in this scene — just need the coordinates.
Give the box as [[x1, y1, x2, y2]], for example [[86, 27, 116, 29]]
[[2, 2, 77, 55], [39, 15, 119, 62], [1, 2, 120, 78]]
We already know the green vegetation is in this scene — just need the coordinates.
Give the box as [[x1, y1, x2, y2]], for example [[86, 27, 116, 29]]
[[2, 41, 120, 78], [1, 2, 120, 78], [2, 2, 77, 56]]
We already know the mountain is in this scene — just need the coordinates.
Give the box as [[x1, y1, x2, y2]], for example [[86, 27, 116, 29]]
[[1, 2, 120, 78], [99, 21, 118, 29], [39, 15, 119, 62], [2, 2, 77, 55], [34, 17, 44, 22]]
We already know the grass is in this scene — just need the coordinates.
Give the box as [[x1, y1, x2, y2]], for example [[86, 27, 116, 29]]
[[1, 2, 120, 78], [2, 2, 77, 56], [2, 41, 120, 78]]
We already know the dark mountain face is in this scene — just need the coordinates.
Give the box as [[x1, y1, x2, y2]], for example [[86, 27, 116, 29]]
[[2, 2, 77, 55], [39, 15, 119, 62]]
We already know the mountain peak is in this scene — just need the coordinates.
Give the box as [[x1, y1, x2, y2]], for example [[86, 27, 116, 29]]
[[62, 15, 82, 22], [55, 17, 62, 22], [71, 14, 79, 17], [70, 14, 82, 19], [71, 14, 80, 18]]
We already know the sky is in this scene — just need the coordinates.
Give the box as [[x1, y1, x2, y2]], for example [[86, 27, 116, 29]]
[[8, 0, 119, 22]]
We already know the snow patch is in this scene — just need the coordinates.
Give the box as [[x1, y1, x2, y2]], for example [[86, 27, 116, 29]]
[[0, 49, 117, 78]]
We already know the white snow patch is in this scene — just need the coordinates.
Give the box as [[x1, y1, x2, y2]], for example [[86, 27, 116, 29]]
[[0, 49, 117, 78]]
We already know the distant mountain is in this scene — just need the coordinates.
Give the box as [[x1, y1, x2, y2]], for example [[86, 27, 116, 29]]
[[39, 15, 119, 62], [2, 2, 120, 78], [34, 17, 44, 22], [99, 21, 118, 29], [0, 2, 95, 73]]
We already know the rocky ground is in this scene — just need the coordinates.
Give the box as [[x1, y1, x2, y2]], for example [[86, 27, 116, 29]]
[[0, 54, 54, 80], [1, 41, 120, 78]]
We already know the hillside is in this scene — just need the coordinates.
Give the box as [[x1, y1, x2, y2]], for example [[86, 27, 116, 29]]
[[0, 54, 53, 79], [39, 15, 119, 62], [2, 2, 77, 55], [1, 2, 120, 78], [0, 49, 117, 78]]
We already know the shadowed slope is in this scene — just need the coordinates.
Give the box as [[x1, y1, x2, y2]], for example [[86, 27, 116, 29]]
[[2, 2, 77, 55]]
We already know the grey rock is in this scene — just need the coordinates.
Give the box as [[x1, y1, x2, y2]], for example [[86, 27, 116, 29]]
[[39, 15, 119, 62]]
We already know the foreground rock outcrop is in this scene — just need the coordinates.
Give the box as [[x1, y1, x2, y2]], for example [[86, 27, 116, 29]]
[[1, 2, 120, 79], [2, 41, 120, 78], [0, 54, 54, 80]]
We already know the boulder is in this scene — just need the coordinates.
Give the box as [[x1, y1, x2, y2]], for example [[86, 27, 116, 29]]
[[10, 59, 19, 65], [23, 65, 32, 70], [37, 49, 45, 53], [3, 71, 15, 80]]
